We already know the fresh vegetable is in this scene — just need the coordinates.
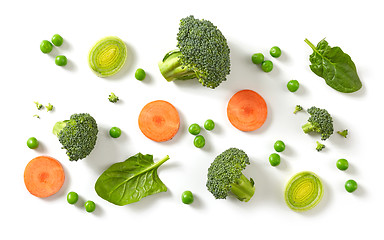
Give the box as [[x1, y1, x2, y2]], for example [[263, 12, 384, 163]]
[[345, 179, 358, 193], [45, 103, 53, 112], [84, 200, 96, 212], [27, 137, 39, 149], [274, 140, 285, 152], [40, 40, 53, 53], [158, 15, 230, 89], [287, 80, 300, 92], [302, 106, 334, 141], [193, 135, 205, 148], [316, 141, 325, 152], [285, 171, 323, 212], [53, 113, 98, 161], [67, 191, 79, 204], [188, 123, 201, 135], [227, 89, 267, 132], [51, 34, 63, 47], [270, 46, 282, 58], [95, 153, 170, 205], [33, 114, 40, 119], [181, 191, 194, 204], [108, 92, 119, 103], [252, 53, 264, 64], [55, 55, 67, 66], [337, 129, 348, 138], [206, 148, 255, 202], [336, 158, 349, 171], [269, 153, 281, 166], [305, 38, 362, 93], [204, 119, 215, 131], [88, 36, 127, 77], [34, 101, 43, 110], [135, 68, 146, 81], [138, 100, 180, 142], [109, 127, 121, 138], [293, 105, 303, 114], [24, 156, 65, 198], [261, 60, 273, 72]]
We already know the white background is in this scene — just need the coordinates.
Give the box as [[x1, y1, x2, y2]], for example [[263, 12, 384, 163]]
[[1, 0, 383, 239]]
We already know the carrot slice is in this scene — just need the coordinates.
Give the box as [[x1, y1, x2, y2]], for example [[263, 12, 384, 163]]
[[138, 100, 180, 142], [24, 156, 65, 198], [227, 89, 268, 131]]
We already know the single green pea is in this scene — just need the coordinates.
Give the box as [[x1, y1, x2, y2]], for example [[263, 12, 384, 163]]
[[287, 80, 300, 92], [204, 119, 215, 131], [135, 68, 146, 81], [336, 158, 349, 171], [51, 34, 64, 47], [181, 190, 194, 204], [274, 140, 285, 152], [251, 53, 264, 64], [27, 137, 39, 149], [84, 200, 96, 212], [261, 60, 273, 72], [55, 55, 67, 66], [194, 135, 205, 148], [345, 179, 358, 193], [270, 46, 282, 58], [67, 192, 79, 204], [40, 40, 53, 54], [269, 153, 280, 166], [188, 123, 201, 135], [109, 127, 122, 138]]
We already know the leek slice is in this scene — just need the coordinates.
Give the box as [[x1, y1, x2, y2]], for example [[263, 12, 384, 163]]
[[88, 36, 127, 77], [285, 171, 323, 212]]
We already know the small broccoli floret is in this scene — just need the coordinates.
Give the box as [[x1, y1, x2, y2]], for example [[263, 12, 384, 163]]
[[34, 101, 43, 110], [294, 105, 303, 114], [337, 129, 348, 138], [302, 106, 334, 141], [53, 113, 98, 161], [33, 114, 40, 119], [45, 103, 53, 112], [108, 92, 119, 103], [316, 141, 325, 152], [206, 148, 255, 202], [158, 15, 231, 89]]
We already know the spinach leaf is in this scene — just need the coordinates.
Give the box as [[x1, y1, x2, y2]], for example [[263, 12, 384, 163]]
[[305, 38, 362, 93], [95, 153, 170, 205]]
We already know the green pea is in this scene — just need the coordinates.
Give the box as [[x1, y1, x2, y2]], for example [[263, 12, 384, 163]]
[[51, 34, 64, 47], [27, 137, 39, 149], [269, 153, 280, 166], [274, 140, 285, 152], [84, 200, 96, 212], [287, 80, 300, 92], [336, 158, 349, 171], [204, 119, 215, 131], [270, 46, 282, 58], [135, 68, 146, 81], [55, 55, 67, 66], [67, 192, 79, 204], [345, 179, 358, 193], [261, 60, 273, 72], [109, 127, 122, 138], [181, 190, 194, 204], [194, 135, 205, 148], [40, 40, 53, 54], [188, 123, 201, 135], [251, 53, 264, 64]]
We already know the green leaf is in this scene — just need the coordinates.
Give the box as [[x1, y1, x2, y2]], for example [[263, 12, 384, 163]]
[[95, 153, 169, 206], [305, 38, 362, 93]]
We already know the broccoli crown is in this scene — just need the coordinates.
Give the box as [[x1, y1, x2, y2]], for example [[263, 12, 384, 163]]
[[56, 113, 98, 161], [206, 148, 254, 201], [303, 106, 334, 140]]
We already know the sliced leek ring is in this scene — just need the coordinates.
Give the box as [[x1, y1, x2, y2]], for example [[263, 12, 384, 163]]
[[285, 171, 323, 212], [88, 36, 127, 77]]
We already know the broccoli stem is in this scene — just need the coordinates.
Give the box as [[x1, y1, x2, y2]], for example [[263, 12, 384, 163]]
[[52, 120, 69, 136], [230, 174, 255, 202], [302, 122, 315, 133], [158, 50, 197, 81]]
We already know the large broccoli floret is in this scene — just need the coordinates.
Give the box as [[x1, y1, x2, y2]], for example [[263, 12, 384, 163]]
[[53, 113, 98, 161], [302, 106, 334, 140], [158, 15, 231, 89], [206, 148, 255, 202]]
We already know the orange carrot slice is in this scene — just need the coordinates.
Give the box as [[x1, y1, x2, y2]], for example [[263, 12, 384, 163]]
[[227, 89, 268, 131], [24, 156, 65, 198], [138, 100, 180, 142]]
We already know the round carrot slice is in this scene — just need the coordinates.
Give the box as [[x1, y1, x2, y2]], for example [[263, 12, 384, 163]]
[[138, 100, 180, 142], [227, 89, 268, 131], [24, 156, 65, 198]]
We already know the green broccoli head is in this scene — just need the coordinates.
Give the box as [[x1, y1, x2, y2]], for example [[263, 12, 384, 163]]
[[302, 106, 334, 141], [158, 15, 231, 89], [53, 113, 98, 161], [206, 148, 255, 202]]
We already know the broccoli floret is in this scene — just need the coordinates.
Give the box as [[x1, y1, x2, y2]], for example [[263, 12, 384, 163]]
[[206, 148, 255, 202], [33, 114, 40, 119], [45, 103, 53, 112], [294, 105, 303, 114], [34, 101, 43, 110], [302, 106, 334, 141], [53, 113, 98, 161], [108, 92, 119, 103], [316, 141, 325, 152], [158, 15, 230, 89], [337, 129, 348, 138]]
